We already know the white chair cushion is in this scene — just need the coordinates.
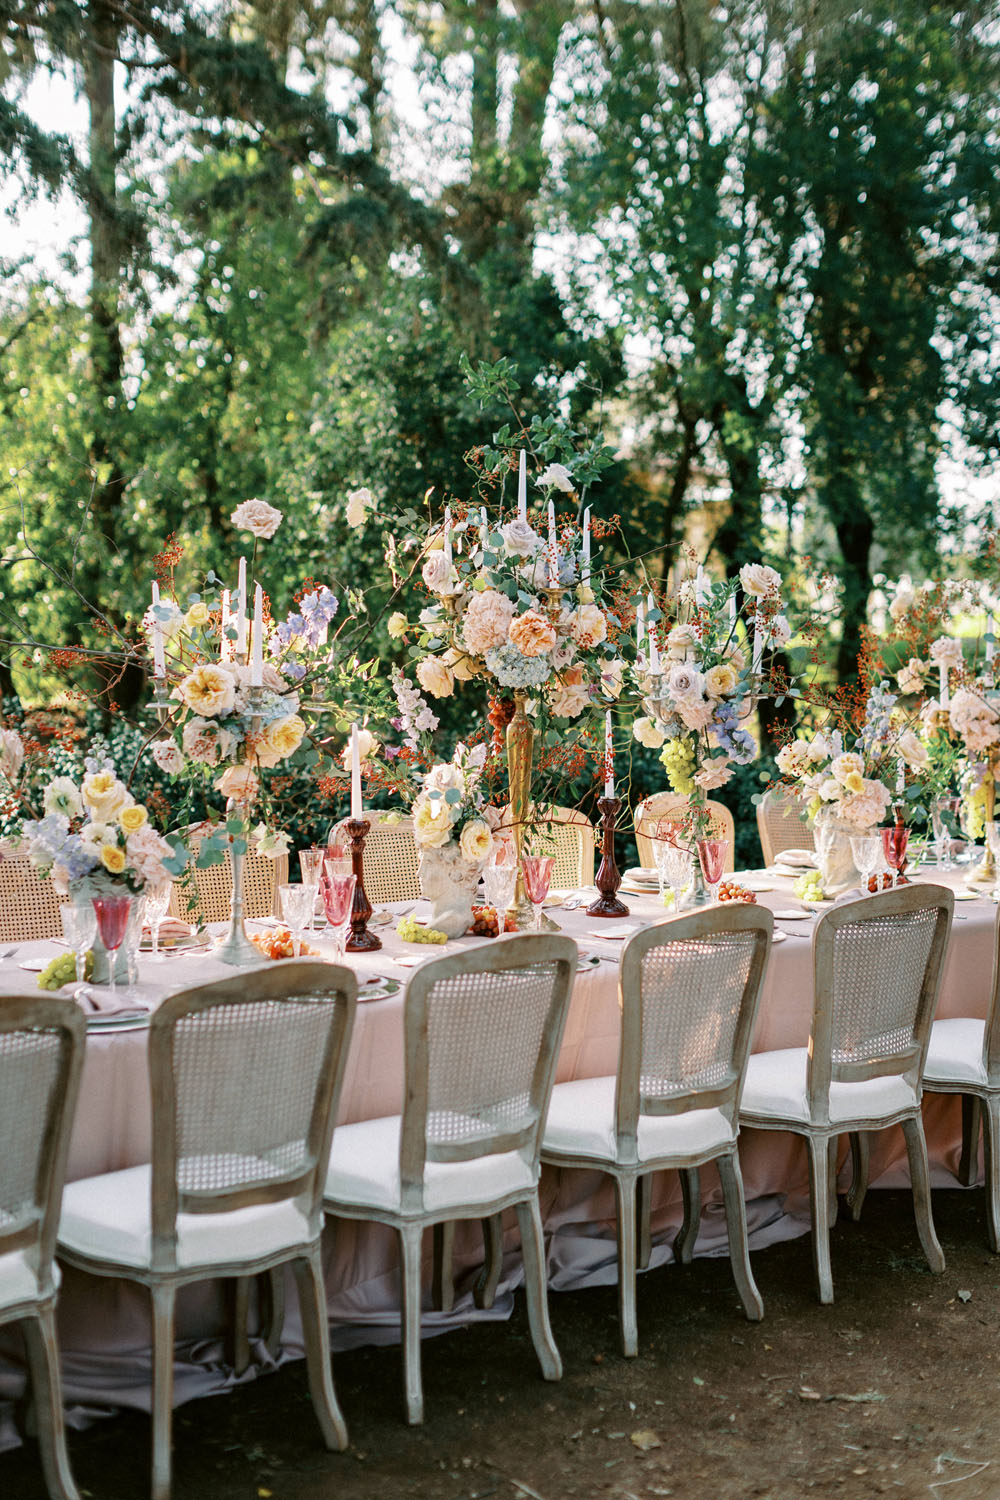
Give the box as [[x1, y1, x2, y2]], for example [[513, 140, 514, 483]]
[[323, 1115, 536, 1216], [924, 1018, 988, 1088], [58, 1164, 313, 1271], [0, 1248, 58, 1313], [541, 1074, 735, 1166], [741, 1047, 919, 1127]]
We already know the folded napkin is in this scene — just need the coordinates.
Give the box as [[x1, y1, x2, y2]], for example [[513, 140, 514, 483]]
[[774, 848, 818, 869], [142, 917, 193, 940], [74, 987, 148, 1020]]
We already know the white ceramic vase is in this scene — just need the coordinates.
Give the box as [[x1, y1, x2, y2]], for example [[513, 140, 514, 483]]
[[814, 812, 863, 896], [418, 844, 484, 938]]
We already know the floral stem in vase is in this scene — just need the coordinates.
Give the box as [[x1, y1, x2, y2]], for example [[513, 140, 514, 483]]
[[505, 690, 537, 930], [345, 818, 382, 952], [587, 797, 629, 918], [214, 803, 260, 967]]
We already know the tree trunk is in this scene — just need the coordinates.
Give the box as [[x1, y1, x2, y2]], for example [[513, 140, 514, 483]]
[[825, 469, 873, 685]]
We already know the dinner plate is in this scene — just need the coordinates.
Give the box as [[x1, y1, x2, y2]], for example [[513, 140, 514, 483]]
[[139, 931, 204, 953], [774, 908, 814, 920], [575, 953, 602, 971], [357, 976, 401, 1001], [17, 957, 48, 972], [86, 1012, 151, 1032]]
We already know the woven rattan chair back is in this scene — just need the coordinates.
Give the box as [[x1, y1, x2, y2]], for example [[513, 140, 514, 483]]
[[0, 852, 65, 942], [0, 995, 85, 1291], [756, 788, 815, 866], [148, 963, 356, 1272], [809, 885, 953, 1118], [167, 823, 287, 923], [497, 806, 595, 888], [633, 792, 736, 873], [616, 906, 772, 1147], [329, 815, 420, 904], [399, 935, 576, 1210]]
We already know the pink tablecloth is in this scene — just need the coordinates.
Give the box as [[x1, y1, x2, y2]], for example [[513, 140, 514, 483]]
[[0, 869, 992, 1431]]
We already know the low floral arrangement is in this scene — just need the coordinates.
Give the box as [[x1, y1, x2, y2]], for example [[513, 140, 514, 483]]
[[17, 756, 178, 895], [411, 742, 500, 864]]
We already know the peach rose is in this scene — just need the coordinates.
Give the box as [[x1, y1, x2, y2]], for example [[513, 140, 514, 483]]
[[570, 603, 608, 649], [508, 609, 556, 658]]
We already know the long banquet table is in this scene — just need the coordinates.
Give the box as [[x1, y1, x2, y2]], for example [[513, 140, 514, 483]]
[[0, 865, 993, 1441]]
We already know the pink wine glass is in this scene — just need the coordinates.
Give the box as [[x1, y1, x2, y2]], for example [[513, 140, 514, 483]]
[[696, 838, 729, 902], [522, 854, 555, 932], [92, 893, 133, 997], [881, 824, 909, 888], [321, 870, 356, 961]]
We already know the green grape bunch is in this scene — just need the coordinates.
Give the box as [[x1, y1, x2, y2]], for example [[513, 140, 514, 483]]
[[396, 917, 448, 945], [37, 950, 94, 991]]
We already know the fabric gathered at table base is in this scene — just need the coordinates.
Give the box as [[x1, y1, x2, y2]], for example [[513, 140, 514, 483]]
[[0, 1090, 977, 1452]]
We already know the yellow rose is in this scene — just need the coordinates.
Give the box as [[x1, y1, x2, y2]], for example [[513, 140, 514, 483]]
[[177, 663, 237, 717], [844, 771, 864, 794], [387, 612, 408, 639], [81, 771, 131, 822], [185, 601, 211, 628], [459, 819, 493, 864], [413, 795, 452, 849], [704, 663, 738, 699], [262, 713, 306, 762], [100, 845, 127, 875], [119, 805, 148, 833]]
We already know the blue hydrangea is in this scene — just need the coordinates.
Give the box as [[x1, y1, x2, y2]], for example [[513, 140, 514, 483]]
[[484, 643, 551, 690]]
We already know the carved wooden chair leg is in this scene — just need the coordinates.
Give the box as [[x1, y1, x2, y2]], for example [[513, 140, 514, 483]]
[[473, 1214, 504, 1310], [718, 1151, 764, 1321], [982, 1095, 1000, 1254], [259, 1267, 286, 1360], [959, 1096, 982, 1187], [226, 1276, 252, 1377], [636, 1173, 653, 1270], [845, 1131, 869, 1222], [431, 1221, 456, 1314], [674, 1167, 700, 1265], [807, 1135, 835, 1304], [614, 1174, 639, 1357], [902, 1116, 945, 1274], [515, 1196, 562, 1378], [22, 1306, 82, 1500]]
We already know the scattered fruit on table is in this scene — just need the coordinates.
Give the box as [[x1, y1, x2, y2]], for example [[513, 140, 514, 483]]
[[792, 871, 826, 902], [396, 917, 447, 944], [469, 905, 500, 937], [866, 872, 895, 892], [717, 881, 757, 904], [250, 928, 320, 960], [37, 950, 94, 990]]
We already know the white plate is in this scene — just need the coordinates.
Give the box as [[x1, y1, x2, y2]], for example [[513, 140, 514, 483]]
[[739, 876, 777, 892], [86, 1012, 151, 1031], [586, 925, 639, 941], [357, 976, 401, 1001], [774, 908, 814, 920], [771, 931, 787, 944], [17, 957, 48, 972], [575, 953, 602, 971]]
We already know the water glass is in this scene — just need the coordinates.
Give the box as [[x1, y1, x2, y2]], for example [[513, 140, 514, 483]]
[[122, 895, 147, 997], [61, 903, 97, 986], [278, 884, 315, 958], [931, 796, 962, 870], [325, 841, 352, 878], [144, 882, 171, 961], [321, 872, 356, 960], [850, 835, 882, 895], [661, 844, 693, 911], [521, 854, 555, 932], [299, 848, 325, 930], [483, 860, 517, 918], [92, 893, 134, 997], [696, 837, 729, 903]]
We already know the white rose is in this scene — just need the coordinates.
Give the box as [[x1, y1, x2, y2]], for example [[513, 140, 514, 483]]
[[570, 603, 608, 648], [897, 658, 925, 695], [345, 486, 373, 528], [665, 624, 699, 659], [341, 728, 378, 766], [633, 717, 666, 750], [769, 614, 792, 647], [889, 587, 915, 623], [896, 729, 929, 768], [43, 776, 83, 818], [424, 762, 465, 795], [739, 562, 782, 598], [667, 663, 705, 701], [0, 729, 24, 783], [928, 635, 964, 671], [151, 741, 184, 775], [421, 550, 458, 594], [501, 518, 541, 559], [459, 819, 493, 864], [230, 498, 283, 539], [536, 462, 574, 493], [216, 765, 259, 802]]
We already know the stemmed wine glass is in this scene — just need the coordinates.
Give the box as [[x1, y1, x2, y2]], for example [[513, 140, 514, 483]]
[[144, 882, 171, 961], [850, 834, 882, 896], [279, 884, 315, 958], [696, 837, 729, 903], [482, 858, 517, 921], [61, 903, 97, 988], [320, 870, 356, 961], [652, 819, 678, 903], [91, 893, 133, 998], [325, 840, 352, 877], [881, 824, 909, 888], [661, 843, 693, 912], [931, 796, 962, 870], [521, 854, 555, 932], [299, 848, 325, 932]]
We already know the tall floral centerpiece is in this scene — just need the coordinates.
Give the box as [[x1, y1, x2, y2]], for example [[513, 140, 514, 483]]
[[392, 452, 627, 924], [410, 742, 501, 936], [17, 758, 178, 981]]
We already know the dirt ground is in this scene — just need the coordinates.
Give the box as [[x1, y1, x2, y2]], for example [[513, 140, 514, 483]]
[[5, 1189, 1000, 1500]]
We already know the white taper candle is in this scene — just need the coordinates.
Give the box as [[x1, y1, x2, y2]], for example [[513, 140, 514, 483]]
[[251, 583, 263, 686], [517, 449, 527, 521], [604, 711, 614, 800], [350, 723, 362, 820]]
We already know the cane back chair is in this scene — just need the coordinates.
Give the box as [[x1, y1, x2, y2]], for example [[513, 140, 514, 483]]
[[56, 964, 357, 1500], [541, 905, 773, 1356], [167, 822, 287, 924], [0, 994, 86, 1500], [0, 851, 64, 942], [633, 793, 736, 873], [739, 884, 953, 1303], [756, 788, 815, 867], [328, 813, 421, 904], [323, 934, 577, 1424]]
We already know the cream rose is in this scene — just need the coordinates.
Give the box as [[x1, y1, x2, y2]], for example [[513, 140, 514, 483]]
[[387, 612, 408, 639], [345, 486, 373, 528], [897, 658, 925, 695], [739, 562, 782, 597], [182, 718, 236, 766], [830, 752, 865, 786], [536, 462, 574, 492], [184, 601, 211, 629], [501, 518, 541, 559], [570, 603, 608, 649], [676, 697, 715, 731], [896, 729, 929, 768], [889, 587, 915, 622], [929, 635, 964, 671], [119, 805, 148, 834], [769, 614, 792, 647], [177, 663, 237, 718], [231, 498, 282, 538], [442, 646, 477, 682], [412, 794, 453, 849], [549, 665, 589, 719], [704, 663, 738, 699], [341, 728, 378, 767], [151, 741, 184, 775], [216, 765, 259, 802], [81, 771, 132, 823], [261, 713, 305, 763], [421, 550, 458, 594], [509, 610, 557, 658], [600, 660, 625, 699], [667, 663, 705, 701], [665, 623, 698, 659], [416, 656, 456, 699], [633, 716, 666, 750], [693, 758, 734, 791], [459, 819, 493, 864], [0, 729, 24, 783]]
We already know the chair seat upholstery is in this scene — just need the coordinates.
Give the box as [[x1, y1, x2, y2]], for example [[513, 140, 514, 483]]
[[0, 1248, 59, 1312], [59, 1164, 313, 1271], [542, 1075, 735, 1164], [741, 1047, 919, 1127], [924, 1018, 988, 1088], [325, 1114, 536, 1217]]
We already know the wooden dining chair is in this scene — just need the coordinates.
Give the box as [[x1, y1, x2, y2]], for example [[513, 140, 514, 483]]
[[739, 884, 954, 1303], [0, 994, 86, 1500], [328, 814, 421, 904], [0, 850, 64, 942], [633, 793, 736, 872], [167, 822, 287, 923], [322, 934, 577, 1424], [756, 788, 815, 867], [540, 905, 773, 1356], [56, 963, 357, 1500]]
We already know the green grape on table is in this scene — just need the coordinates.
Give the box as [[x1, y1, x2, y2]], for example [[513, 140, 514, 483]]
[[37, 949, 94, 991], [792, 870, 826, 902], [396, 917, 447, 945]]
